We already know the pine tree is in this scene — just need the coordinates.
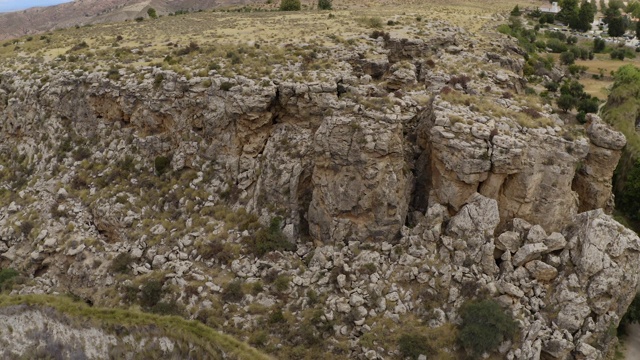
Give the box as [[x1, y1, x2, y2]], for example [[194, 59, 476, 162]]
[[608, 16, 626, 37], [510, 5, 521, 16], [575, 0, 595, 32], [559, 0, 579, 26]]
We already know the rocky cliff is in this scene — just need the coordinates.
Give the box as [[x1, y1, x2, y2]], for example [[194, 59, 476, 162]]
[[0, 11, 638, 360]]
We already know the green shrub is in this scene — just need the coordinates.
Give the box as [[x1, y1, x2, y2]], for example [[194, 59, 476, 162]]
[[273, 275, 290, 293], [220, 82, 234, 91], [560, 51, 575, 65], [593, 38, 606, 53], [544, 81, 559, 93], [546, 38, 568, 53], [0, 268, 19, 292], [557, 93, 577, 112], [245, 217, 296, 257], [249, 330, 269, 347], [154, 74, 164, 88], [69, 41, 89, 52], [150, 301, 183, 315], [568, 64, 588, 75], [106, 68, 120, 80], [140, 279, 164, 308], [147, 7, 158, 19], [458, 299, 517, 358], [110, 253, 134, 274], [222, 280, 244, 302], [280, 0, 301, 11], [72, 146, 91, 161], [154, 156, 171, 175], [611, 48, 626, 60], [359, 16, 383, 29], [577, 96, 599, 114], [318, 0, 332, 10], [268, 308, 286, 324], [20, 221, 34, 238], [398, 333, 433, 360]]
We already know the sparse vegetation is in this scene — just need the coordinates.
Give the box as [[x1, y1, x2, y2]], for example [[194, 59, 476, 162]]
[[110, 253, 134, 274], [458, 299, 518, 358], [0, 269, 19, 292], [318, 0, 332, 10], [154, 156, 171, 175], [279, 0, 301, 11], [0, 294, 272, 359], [245, 217, 295, 257]]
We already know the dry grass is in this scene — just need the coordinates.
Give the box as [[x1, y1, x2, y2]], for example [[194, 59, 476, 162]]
[[0, 0, 541, 73], [578, 77, 613, 100]]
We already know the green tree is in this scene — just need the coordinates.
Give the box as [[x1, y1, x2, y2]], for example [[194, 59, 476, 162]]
[[560, 79, 586, 98], [578, 96, 600, 113], [559, 0, 579, 26], [609, 0, 625, 10], [636, 21, 640, 39], [458, 300, 517, 358], [575, 0, 595, 32], [280, 0, 301, 11], [604, 6, 619, 24], [539, 13, 555, 24], [560, 51, 576, 64], [593, 37, 606, 53], [511, 5, 521, 16], [617, 159, 640, 221], [318, 0, 332, 10], [530, 8, 542, 17], [147, 7, 157, 19], [557, 94, 578, 112], [608, 16, 627, 37]]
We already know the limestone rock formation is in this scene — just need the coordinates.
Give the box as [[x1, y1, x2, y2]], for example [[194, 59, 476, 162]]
[[0, 14, 637, 360]]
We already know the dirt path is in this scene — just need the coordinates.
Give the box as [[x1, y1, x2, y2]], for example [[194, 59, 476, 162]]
[[624, 324, 640, 360]]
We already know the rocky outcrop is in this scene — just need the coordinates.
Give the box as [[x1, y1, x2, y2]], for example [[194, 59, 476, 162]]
[[0, 18, 636, 360], [572, 114, 627, 214]]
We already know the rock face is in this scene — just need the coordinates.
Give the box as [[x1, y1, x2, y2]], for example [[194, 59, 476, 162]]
[[572, 114, 627, 214], [0, 17, 637, 360]]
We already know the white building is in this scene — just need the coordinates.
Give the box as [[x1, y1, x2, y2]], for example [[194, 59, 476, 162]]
[[540, 2, 561, 14]]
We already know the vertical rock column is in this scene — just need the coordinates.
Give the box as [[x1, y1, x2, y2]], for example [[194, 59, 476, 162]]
[[572, 114, 627, 214]]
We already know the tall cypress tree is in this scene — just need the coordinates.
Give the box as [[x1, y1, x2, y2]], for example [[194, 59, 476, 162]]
[[575, 0, 595, 32], [559, 0, 579, 26]]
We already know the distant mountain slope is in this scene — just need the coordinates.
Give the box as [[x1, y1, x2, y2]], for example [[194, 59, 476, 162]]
[[0, 0, 259, 41]]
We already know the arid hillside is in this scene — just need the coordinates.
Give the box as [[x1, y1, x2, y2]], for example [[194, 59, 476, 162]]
[[0, 0, 264, 41]]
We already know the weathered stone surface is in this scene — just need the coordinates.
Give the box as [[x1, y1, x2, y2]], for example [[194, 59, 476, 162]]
[[524, 260, 558, 281], [544, 232, 567, 252], [573, 115, 626, 214], [512, 243, 548, 267], [496, 231, 522, 252], [542, 338, 574, 359], [0, 20, 637, 360]]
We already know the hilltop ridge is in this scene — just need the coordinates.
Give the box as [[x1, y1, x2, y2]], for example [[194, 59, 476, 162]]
[[0, 0, 261, 41]]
